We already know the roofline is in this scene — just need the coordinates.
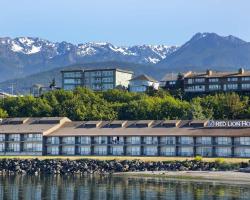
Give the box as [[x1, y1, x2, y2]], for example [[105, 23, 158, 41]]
[[61, 68, 134, 74]]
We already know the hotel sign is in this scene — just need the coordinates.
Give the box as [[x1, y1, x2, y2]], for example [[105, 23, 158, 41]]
[[207, 120, 250, 128]]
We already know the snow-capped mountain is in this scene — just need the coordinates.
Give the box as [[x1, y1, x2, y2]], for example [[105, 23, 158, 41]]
[[0, 37, 178, 81]]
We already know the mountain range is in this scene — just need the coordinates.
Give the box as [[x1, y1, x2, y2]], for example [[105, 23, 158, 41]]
[[1, 32, 250, 94]]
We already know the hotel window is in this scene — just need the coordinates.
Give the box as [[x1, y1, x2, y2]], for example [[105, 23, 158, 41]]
[[227, 77, 238, 82], [143, 146, 158, 156], [47, 137, 60, 145], [102, 70, 113, 76], [216, 137, 232, 145], [160, 146, 176, 156], [179, 137, 194, 145], [102, 77, 113, 83], [102, 84, 114, 90], [235, 147, 250, 157], [178, 147, 194, 156], [63, 72, 82, 78], [187, 79, 194, 84], [242, 77, 250, 81], [24, 143, 42, 152], [79, 146, 91, 155], [8, 143, 20, 152], [94, 137, 107, 144], [64, 79, 81, 84], [111, 137, 124, 144], [226, 84, 238, 90], [196, 137, 212, 145], [111, 146, 124, 155], [94, 146, 107, 155], [196, 147, 213, 157], [47, 146, 59, 155], [215, 147, 231, 157], [208, 84, 221, 90], [169, 81, 176, 85], [9, 134, 20, 141], [79, 137, 91, 145], [24, 134, 42, 141], [235, 137, 250, 145], [62, 137, 75, 144], [143, 137, 158, 145], [0, 134, 5, 142], [126, 146, 141, 156], [126, 137, 141, 144], [195, 78, 205, 83], [0, 143, 5, 152], [62, 146, 75, 155], [242, 84, 250, 89], [160, 137, 176, 145], [209, 78, 219, 82]]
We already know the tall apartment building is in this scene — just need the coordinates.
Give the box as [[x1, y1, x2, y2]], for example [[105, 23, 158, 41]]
[[61, 68, 133, 91], [162, 68, 250, 93], [1, 117, 250, 158]]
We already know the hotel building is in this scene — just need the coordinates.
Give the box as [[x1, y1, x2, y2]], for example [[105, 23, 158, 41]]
[[161, 68, 250, 93], [61, 68, 133, 91], [1, 117, 250, 158]]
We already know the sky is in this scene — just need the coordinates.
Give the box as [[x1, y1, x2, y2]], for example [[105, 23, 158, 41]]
[[1, 0, 250, 46]]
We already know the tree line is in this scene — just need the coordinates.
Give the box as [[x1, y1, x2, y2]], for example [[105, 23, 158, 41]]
[[0, 87, 250, 120]]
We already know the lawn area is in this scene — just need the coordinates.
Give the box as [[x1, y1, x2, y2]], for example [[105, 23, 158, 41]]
[[0, 156, 249, 163]]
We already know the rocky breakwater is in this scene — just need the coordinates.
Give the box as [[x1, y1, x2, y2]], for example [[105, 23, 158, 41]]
[[0, 159, 248, 175]]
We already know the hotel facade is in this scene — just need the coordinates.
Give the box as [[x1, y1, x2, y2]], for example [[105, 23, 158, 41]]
[[1, 117, 250, 158]]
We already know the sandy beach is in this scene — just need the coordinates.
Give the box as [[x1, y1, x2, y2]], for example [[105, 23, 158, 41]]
[[114, 171, 250, 183]]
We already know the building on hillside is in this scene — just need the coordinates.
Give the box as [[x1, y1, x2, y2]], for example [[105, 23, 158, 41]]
[[160, 73, 184, 91], [30, 80, 60, 97], [162, 68, 250, 94], [1, 117, 250, 157], [61, 68, 133, 91], [129, 74, 159, 92], [0, 92, 17, 99]]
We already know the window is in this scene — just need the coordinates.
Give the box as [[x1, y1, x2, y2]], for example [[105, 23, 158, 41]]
[[23, 143, 42, 152], [209, 84, 221, 90], [79, 137, 91, 145], [111, 146, 124, 155], [195, 78, 205, 83], [64, 79, 81, 84], [24, 134, 42, 141], [196, 147, 213, 157], [242, 77, 250, 81], [185, 85, 205, 92], [235, 137, 250, 145], [94, 146, 107, 155], [0, 134, 5, 142], [47, 146, 59, 155], [215, 147, 231, 157], [179, 137, 193, 145], [63, 72, 82, 78], [102, 84, 114, 90], [209, 78, 219, 82], [143, 137, 158, 145], [9, 134, 20, 141], [169, 81, 176, 85], [187, 79, 194, 84], [196, 137, 212, 145], [64, 85, 76, 90], [62, 137, 75, 144], [102, 70, 113, 76], [79, 146, 91, 155], [111, 137, 124, 144], [143, 146, 158, 156], [94, 137, 107, 144], [235, 147, 250, 157], [216, 137, 232, 145], [225, 84, 238, 90], [242, 84, 250, 89], [227, 77, 238, 82], [62, 146, 75, 155], [102, 77, 113, 83], [178, 147, 194, 156], [160, 137, 176, 145], [126, 137, 141, 144], [160, 146, 175, 156], [126, 146, 141, 156], [47, 137, 60, 145], [8, 143, 20, 152], [0, 143, 5, 152]]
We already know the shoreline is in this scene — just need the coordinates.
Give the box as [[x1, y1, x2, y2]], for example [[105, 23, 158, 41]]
[[114, 171, 250, 183]]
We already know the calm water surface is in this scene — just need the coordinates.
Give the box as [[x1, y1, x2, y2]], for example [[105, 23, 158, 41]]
[[0, 175, 249, 199]]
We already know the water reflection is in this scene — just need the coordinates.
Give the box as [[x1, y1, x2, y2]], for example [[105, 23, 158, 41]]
[[0, 175, 249, 199]]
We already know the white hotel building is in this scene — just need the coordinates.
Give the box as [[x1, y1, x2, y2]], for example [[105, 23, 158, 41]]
[[0, 117, 250, 158]]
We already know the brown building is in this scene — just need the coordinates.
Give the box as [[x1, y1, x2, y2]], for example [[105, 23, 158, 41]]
[[1, 117, 250, 157], [162, 68, 250, 93]]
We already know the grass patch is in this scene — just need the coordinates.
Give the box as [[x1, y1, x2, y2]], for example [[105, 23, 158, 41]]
[[0, 156, 248, 163]]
